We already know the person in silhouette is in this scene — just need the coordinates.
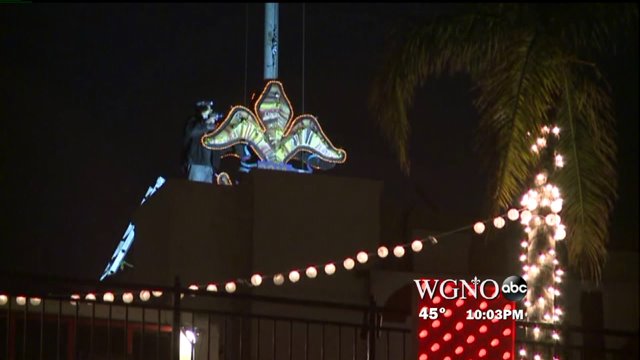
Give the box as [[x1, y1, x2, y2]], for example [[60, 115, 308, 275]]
[[182, 100, 224, 183]]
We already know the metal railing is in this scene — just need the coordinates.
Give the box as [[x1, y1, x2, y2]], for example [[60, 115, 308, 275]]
[[0, 274, 411, 360]]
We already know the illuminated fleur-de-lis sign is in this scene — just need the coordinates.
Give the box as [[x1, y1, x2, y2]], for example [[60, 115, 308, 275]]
[[201, 81, 347, 172]]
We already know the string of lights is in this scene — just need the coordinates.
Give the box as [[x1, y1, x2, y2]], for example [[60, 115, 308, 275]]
[[516, 125, 565, 360], [2, 206, 530, 307]]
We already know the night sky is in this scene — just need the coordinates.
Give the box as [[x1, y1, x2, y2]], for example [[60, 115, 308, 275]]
[[0, 4, 637, 279]]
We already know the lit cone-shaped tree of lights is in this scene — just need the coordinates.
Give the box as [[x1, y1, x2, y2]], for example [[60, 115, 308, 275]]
[[518, 125, 565, 360]]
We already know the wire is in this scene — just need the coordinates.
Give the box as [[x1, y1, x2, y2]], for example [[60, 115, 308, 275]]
[[301, 3, 306, 113], [244, 3, 249, 106]]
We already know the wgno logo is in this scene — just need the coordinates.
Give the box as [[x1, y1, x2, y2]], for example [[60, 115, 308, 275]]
[[413, 276, 528, 302]]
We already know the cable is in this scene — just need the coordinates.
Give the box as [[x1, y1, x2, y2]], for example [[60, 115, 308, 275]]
[[301, 3, 306, 113], [244, 3, 249, 106]]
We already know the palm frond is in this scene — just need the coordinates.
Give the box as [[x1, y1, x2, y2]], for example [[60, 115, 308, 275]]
[[555, 67, 617, 281], [474, 32, 565, 212], [369, 8, 510, 173]]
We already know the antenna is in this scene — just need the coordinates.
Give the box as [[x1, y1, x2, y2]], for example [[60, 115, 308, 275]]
[[264, 3, 279, 80]]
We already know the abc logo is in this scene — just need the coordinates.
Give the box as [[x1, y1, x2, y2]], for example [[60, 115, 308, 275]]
[[501, 276, 528, 301]]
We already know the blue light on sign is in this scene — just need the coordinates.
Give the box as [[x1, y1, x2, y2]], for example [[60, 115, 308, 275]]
[[100, 176, 166, 281]]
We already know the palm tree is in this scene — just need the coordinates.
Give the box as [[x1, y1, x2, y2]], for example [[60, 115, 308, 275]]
[[370, 3, 637, 281]]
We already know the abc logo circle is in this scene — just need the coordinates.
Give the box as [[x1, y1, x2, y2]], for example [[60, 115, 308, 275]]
[[501, 276, 528, 301]]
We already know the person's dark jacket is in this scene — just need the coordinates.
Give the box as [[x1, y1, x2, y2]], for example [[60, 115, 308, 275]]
[[182, 116, 222, 170]]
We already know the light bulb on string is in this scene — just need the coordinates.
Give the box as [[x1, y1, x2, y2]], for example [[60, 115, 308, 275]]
[[103, 292, 115, 302], [520, 210, 532, 224], [552, 126, 560, 135], [70, 294, 80, 306], [289, 271, 301, 283], [473, 222, 485, 234], [30, 298, 41, 306], [139, 290, 151, 302], [356, 251, 368, 264], [493, 217, 505, 229], [16, 296, 26, 306], [85, 293, 96, 301], [343, 258, 355, 270], [225, 282, 237, 293], [152, 291, 163, 297], [507, 209, 520, 221], [324, 263, 336, 275], [411, 240, 423, 252], [555, 227, 566, 240], [206, 284, 217, 292], [251, 274, 263, 286], [122, 292, 134, 304], [188, 284, 198, 291], [273, 274, 285, 286], [377, 246, 389, 258], [305, 266, 317, 279], [0, 295, 7, 306], [393, 246, 405, 258]]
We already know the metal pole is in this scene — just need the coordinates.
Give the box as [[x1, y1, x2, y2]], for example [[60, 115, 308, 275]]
[[172, 277, 182, 360], [264, 3, 279, 80]]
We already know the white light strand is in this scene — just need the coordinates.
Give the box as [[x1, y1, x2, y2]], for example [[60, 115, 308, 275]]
[[519, 124, 565, 359], [31, 209, 526, 305]]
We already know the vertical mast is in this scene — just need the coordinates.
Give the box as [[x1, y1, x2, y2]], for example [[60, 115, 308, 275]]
[[264, 3, 279, 80]]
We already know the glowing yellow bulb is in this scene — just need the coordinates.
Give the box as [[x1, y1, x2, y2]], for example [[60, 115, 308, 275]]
[[411, 240, 423, 252], [552, 126, 560, 135], [377, 246, 389, 258], [343, 258, 355, 270], [507, 208, 520, 221], [251, 274, 263, 286], [305, 266, 317, 279], [521, 240, 528, 248], [122, 293, 134, 304], [531, 144, 539, 153], [273, 274, 285, 286], [519, 254, 527, 262], [519, 349, 527, 356], [206, 284, 217, 292], [356, 251, 369, 264], [225, 282, 237, 293], [324, 263, 336, 275], [393, 246, 405, 258], [289, 271, 301, 283], [493, 217, 505, 229], [555, 227, 566, 240], [536, 137, 547, 148], [520, 210, 532, 224], [473, 222, 485, 234]]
